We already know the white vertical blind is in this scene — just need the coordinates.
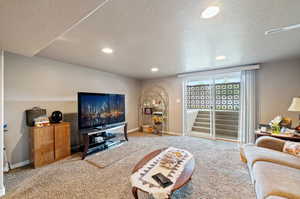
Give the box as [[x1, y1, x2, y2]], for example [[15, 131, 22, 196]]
[[239, 70, 257, 144]]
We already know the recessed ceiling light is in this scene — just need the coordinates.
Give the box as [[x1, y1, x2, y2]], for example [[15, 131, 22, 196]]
[[216, 55, 226, 60], [201, 6, 220, 19], [151, 67, 159, 72], [101, 48, 114, 54]]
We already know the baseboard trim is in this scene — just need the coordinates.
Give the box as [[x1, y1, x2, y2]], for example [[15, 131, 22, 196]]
[[10, 160, 31, 169], [128, 127, 140, 133], [163, 131, 182, 136], [0, 186, 5, 196]]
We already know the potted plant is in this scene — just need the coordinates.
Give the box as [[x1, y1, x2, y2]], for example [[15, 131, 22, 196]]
[[269, 116, 282, 135]]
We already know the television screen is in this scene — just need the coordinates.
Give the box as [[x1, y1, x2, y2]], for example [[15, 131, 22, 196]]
[[78, 92, 125, 129]]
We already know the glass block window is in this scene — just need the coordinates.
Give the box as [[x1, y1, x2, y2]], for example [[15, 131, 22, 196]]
[[215, 83, 240, 111], [186, 83, 240, 111], [186, 85, 211, 109]]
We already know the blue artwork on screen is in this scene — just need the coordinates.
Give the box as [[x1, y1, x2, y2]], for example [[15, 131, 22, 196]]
[[108, 94, 125, 124], [78, 93, 125, 129]]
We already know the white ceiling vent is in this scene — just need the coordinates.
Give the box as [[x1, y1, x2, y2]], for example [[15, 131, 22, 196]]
[[265, 24, 300, 35]]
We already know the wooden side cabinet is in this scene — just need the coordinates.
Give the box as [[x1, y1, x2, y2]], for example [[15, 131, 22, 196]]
[[31, 122, 71, 168]]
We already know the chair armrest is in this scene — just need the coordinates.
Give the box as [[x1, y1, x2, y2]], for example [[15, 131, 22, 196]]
[[255, 136, 286, 152]]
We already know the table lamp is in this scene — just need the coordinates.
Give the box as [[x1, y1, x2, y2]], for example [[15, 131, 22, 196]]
[[288, 97, 300, 131]]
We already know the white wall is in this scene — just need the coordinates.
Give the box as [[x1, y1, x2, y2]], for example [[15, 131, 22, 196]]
[[4, 52, 141, 165], [0, 50, 5, 195], [141, 59, 300, 134], [257, 59, 300, 126]]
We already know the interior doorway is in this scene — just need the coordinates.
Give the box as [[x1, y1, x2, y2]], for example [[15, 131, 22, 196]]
[[183, 72, 241, 141]]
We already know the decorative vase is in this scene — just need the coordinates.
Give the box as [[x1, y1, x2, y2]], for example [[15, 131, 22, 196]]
[[272, 125, 281, 134]]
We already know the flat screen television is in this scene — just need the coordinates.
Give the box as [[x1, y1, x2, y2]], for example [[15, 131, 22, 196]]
[[78, 92, 125, 129]]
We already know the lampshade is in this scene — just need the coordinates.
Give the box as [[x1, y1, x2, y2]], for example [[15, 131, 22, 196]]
[[288, 97, 300, 112]]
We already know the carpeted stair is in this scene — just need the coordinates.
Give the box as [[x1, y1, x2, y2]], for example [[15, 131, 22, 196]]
[[192, 111, 239, 139]]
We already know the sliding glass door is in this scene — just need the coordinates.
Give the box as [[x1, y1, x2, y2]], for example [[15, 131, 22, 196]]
[[184, 77, 214, 139], [213, 73, 240, 140], [183, 72, 241, 141]]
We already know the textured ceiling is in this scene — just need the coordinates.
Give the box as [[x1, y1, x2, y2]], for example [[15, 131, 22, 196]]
[[0, 0, 107, 56], [2, 0, 300, 79], [38, 0, 300, 79]]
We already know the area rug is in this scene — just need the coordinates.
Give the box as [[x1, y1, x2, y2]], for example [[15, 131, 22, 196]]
[[85, 141, 144, 168], [3, 135, 256, 199]]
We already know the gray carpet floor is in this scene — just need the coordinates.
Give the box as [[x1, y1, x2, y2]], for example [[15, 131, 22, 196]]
[[3, 134, 255, 199]]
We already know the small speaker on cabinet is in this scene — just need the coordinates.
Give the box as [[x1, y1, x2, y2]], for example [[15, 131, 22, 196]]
[[50, 111, 63, 123]]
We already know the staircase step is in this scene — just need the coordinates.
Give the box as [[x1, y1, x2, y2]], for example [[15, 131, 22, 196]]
[[192, 128, 238, 137], [197, 115, 239, 120], [216, 129, 238, 136], [216, 111, 239, 116], [195, 118, 239, 123], [215, 119, 239, 125], [194, 121, 237, 127], [195, 118, 210, 122], [197, 112, 210, 115], [215, 124, 238, 131], [215, 115, 239, 120], [193, 122, 210, 128], [197, 114, 210, 119], [216, 134, 238, 140], [192, 111, 239, 136], [197, 111, 210, 114], [197, 116, 238, 121], [197, 111, 239, 115], [192, 126, 210, 133]]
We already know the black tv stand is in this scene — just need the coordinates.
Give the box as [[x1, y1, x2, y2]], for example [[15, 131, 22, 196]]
[[81, 122, 128, 159]]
